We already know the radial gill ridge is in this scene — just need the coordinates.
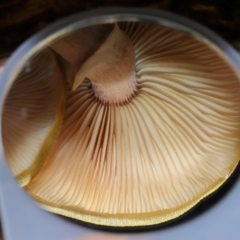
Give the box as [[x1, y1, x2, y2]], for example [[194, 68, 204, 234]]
[[26, 23, 240, 218]]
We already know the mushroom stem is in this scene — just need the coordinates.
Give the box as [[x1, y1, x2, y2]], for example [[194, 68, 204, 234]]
[[73, 24, 137, 104], [50, 24, 113, 85]]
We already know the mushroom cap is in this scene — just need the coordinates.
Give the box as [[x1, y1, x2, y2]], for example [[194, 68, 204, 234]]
[[20, 22, 240, 226], [3, 48, 65, 186]]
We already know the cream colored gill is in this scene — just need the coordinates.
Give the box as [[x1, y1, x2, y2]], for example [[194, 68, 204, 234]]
[[24, 22, 240, 226], [2, 48, 65, 186]]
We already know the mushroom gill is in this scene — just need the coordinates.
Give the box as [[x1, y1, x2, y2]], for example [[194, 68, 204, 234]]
[[2, 49, 65, 186], [18, 22, 240, 226]]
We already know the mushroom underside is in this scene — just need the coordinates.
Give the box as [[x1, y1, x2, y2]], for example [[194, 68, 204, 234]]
[[3, 49, 65, 186], [4, 22, 240, 226]]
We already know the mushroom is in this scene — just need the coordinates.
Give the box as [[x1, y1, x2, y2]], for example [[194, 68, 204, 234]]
[[6, 22, 240, 226], [2, 49, 65, 186]]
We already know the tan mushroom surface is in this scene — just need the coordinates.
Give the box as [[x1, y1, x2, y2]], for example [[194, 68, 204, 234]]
[[3, 49, 65, 186], [4, 22, 240, 227]]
